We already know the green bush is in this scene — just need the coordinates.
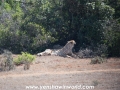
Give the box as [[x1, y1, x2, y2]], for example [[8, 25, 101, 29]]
[[90, 56, 107, 64], [14, 52, 35, 65], [0, 50, 15, 71]]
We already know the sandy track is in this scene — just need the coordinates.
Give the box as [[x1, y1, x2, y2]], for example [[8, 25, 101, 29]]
[[0, 69, 120, 78]]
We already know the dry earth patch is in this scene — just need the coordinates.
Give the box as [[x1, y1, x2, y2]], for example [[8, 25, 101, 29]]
[[0, 56, 120, 90]]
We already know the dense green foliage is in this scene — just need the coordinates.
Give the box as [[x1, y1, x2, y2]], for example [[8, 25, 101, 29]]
[[0, 0, 120, 56]]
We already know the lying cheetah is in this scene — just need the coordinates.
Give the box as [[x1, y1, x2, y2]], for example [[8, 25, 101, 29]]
[[37, 40, 76, 58]]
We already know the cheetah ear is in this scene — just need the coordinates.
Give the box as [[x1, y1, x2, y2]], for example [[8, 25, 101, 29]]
[[67, 40, 72, 44], [68, 40, 76, 44], [72, 40, 76, 44]]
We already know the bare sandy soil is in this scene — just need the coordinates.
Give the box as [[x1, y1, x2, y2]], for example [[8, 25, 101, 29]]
[[0, 56, 120, 90]]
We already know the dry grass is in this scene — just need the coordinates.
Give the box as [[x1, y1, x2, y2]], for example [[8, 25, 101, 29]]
[[0, 55, 120, 90]]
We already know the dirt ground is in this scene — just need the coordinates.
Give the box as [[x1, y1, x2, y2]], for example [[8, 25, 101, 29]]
[[0, 56, 120, 90]]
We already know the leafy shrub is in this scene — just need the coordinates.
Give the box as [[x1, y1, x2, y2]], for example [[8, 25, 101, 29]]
[[90, 56, 107, 64], [77, 44, 108, 58], [77, 48, 93, 58], [95, 44, 108, 57], [92, 80, 99, 86], [0, 50, 15, 71], [14, 52, 35, 65]]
